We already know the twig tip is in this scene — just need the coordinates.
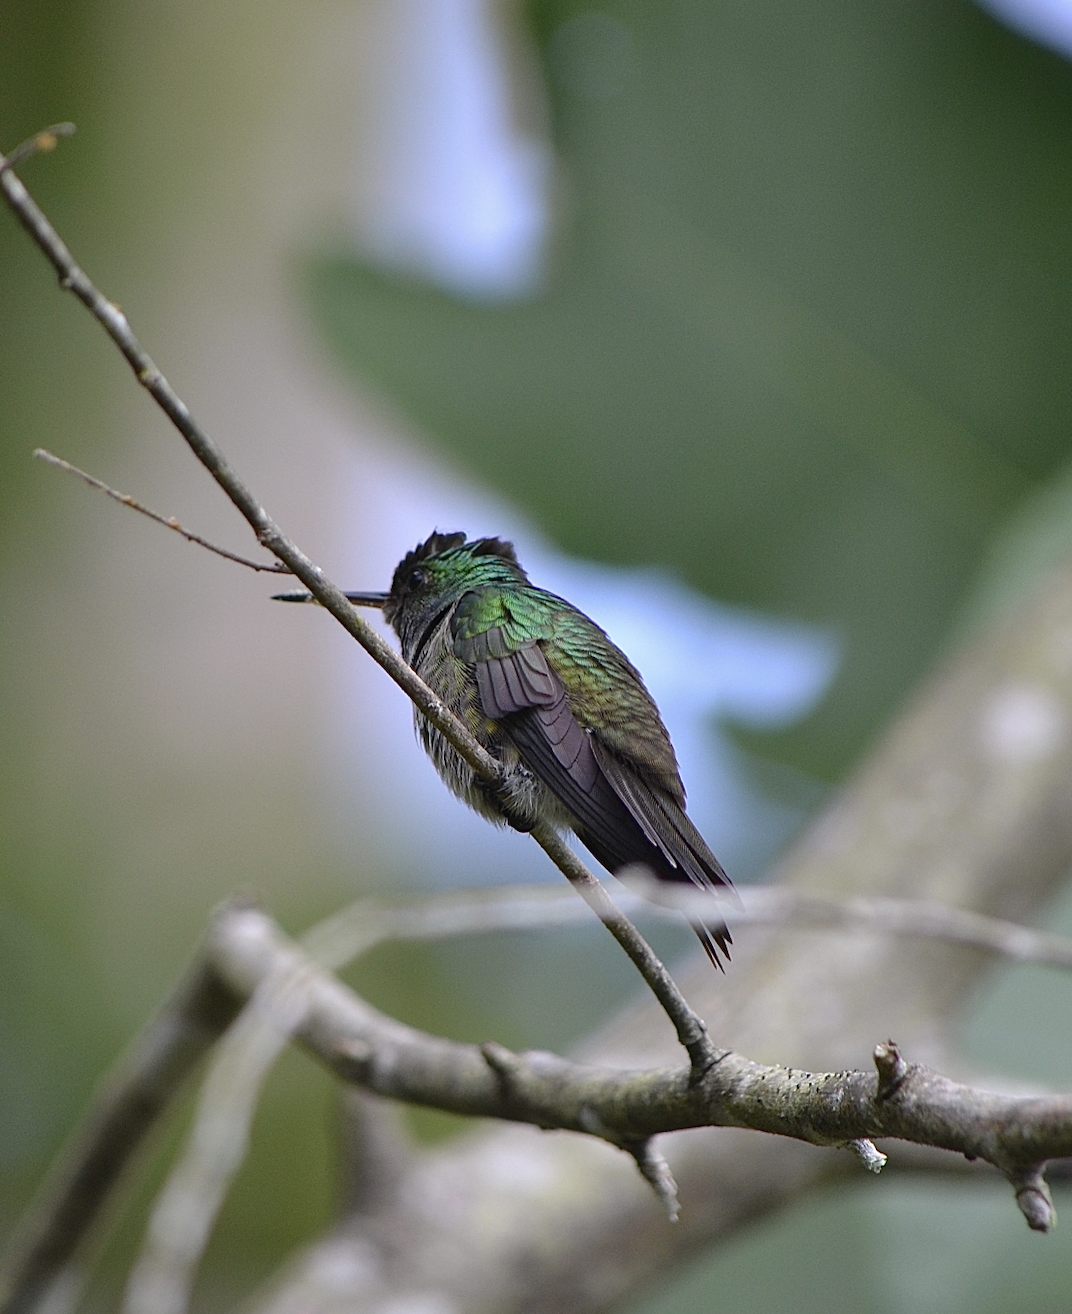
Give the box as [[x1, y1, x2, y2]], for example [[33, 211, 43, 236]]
[[846, 1137, 887, 1173], [873, 1039, 908, 1100], [1, 123, 76, 172], [628, 1140, 680, 1222], [1009, 1166, 1056, 1232]]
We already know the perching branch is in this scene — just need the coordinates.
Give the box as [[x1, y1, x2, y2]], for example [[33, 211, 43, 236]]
[[12, 872, 1072, 1314], [0, 131, 712, 1069], [7, 892, 1072, 1314]]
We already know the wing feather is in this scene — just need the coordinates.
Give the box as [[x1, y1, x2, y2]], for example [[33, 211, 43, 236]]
[[591, 739, 735, 966], [517, 645, 557, 701], [471, 644, 636, 841], [502, 651, 527, 708], [467, 637, 734, 968], [593, 738, 733, 891], [478, 659, 514, 716]]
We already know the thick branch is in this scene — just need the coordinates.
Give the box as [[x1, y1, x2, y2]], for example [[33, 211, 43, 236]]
[[205, 906, 1072, 1192], [12, 871, 1072, 1314], [8, 895, 1071, 1314], [112, 879, 1072, 1314]]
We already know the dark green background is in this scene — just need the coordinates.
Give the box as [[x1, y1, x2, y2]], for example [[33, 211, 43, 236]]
[[316, 0, 1072, 778]]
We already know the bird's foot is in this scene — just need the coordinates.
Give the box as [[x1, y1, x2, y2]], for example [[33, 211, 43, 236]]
[[476, 771, 536, 833]]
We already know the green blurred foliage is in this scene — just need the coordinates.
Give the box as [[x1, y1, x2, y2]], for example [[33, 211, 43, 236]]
[[632, 1179, 1072, 1314], [313, 0, 1072, 779], [0, 0, 358, 1279]]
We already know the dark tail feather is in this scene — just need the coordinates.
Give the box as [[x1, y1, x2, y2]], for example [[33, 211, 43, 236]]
[[691, 919, 732, 972], [574, 819, 735, 971]]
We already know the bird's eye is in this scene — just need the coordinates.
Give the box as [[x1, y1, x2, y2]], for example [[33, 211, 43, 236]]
[[408, 568, 426, 589]]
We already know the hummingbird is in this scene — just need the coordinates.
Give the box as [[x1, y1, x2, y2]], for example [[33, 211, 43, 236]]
[[276, 532, 734, 967]]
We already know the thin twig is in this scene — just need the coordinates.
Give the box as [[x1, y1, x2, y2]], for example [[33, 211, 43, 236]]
[[532, 828, 715, 1065], [0, 131, 706, 1063], [34, 450, 291, 574], [0, 123, 75, 175], [302, 881, 1072, 978]]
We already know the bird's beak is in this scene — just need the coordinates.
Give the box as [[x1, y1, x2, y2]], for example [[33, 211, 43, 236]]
[[272, 590, 389, 608]]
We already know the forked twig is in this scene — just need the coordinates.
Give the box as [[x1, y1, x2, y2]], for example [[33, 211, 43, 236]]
[[0, 126, 714, 1070], [0, 123, 76, 174], [34, 450, 291, 574]]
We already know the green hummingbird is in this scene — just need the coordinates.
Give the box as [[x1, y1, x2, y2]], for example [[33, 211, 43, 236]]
[[276, 532, 734, 966]]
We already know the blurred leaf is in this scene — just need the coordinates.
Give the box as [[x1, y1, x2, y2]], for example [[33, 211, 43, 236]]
[[956, 451, 1072, 638], [312, 0, 1072, 777]]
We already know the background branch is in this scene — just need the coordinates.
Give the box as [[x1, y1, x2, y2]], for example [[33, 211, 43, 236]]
[[10, 885, 1072, 1314], [0, 958, 240, 1314]]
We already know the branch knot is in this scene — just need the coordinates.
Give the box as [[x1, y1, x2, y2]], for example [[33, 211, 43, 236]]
[[480, 1041, 525, 1109], [873, 1040, 909, 1101]]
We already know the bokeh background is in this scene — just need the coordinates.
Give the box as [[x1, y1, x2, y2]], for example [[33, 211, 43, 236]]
[[6, 0, 1072, 1310]]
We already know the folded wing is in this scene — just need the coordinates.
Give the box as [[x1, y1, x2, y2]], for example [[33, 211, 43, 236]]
[[470, 634, 733, 967]]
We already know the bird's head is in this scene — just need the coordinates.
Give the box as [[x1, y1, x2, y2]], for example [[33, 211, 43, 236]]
[[380, 532, 527, 655], [274, 532, 529, 659]]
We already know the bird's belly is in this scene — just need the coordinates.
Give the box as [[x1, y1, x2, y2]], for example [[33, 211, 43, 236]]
[[415, 711, 573, 832], [412, 636, 572, 831]]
